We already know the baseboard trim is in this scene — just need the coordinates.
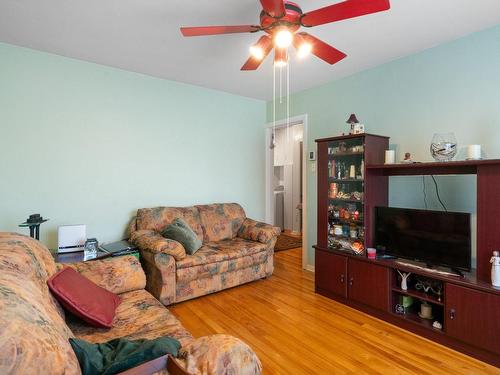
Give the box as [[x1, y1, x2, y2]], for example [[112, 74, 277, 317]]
[[305, 264, 315, 273]]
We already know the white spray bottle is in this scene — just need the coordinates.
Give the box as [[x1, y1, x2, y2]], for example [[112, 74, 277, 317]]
[[490, 251, 500, 287]]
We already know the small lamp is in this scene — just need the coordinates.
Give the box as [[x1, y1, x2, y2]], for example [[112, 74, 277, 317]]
[[346, 114, 359, 134], [19, 214, 48, 240]]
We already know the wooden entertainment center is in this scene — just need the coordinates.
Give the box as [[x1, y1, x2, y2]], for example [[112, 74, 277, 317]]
[[314, 133, 500, 367]]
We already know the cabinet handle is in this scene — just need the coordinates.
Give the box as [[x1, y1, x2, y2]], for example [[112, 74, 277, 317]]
[[340, 274, 345, 283], [449, 308, 456, 320], [349, 277, 354, 287]]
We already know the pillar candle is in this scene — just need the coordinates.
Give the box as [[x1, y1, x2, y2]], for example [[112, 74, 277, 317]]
[[385, 150, 395, 164], [467, 145, 481, 160]]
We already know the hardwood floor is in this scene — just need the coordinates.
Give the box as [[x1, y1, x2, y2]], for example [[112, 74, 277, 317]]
[[170, 249, 499, 374]]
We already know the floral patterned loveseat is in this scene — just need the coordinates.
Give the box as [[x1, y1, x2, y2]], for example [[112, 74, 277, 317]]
[[128, 203, 280, 306], [0, 232, 262, 375]]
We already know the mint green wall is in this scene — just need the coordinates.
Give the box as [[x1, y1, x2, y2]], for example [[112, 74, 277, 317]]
[[267, 25, 500, 267], [0, 43, 265, 248]]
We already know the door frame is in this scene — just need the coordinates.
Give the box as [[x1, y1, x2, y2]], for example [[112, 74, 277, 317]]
[[265, 114, 309, 270]]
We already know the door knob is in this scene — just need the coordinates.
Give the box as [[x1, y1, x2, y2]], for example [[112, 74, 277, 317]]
[[340, 274, 345, 283], [449, 308, 456, 320], [349, 277, 354, 286]]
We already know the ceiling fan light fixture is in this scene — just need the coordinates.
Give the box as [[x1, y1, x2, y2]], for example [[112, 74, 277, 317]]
[[297, 42, 312, 58], [249, 45, 264, 60], [274, 29, 293, 49]]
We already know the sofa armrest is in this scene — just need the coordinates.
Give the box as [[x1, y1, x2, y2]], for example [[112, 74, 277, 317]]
[[237, 218, 281, 244], [178, 334, 262, 375], [130, 229, 186, 261], [59, 255, 146, 294], [140, 249, 177, 306]]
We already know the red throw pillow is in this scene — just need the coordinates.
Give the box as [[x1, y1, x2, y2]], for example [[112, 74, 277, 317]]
[[48, 267, 121, 328]]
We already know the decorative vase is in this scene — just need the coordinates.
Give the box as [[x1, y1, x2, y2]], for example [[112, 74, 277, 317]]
[[430, 133, 457, 162]]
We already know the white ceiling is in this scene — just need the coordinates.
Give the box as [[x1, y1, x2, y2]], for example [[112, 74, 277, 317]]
[[1, 0, 500, 100]]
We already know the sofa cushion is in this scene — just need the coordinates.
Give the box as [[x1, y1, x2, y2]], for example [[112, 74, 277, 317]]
[[176, 238, 267, 270], [195, 203, 246, 242], [176, 262, 270, 304], [162, 218, 202, 255], [176, 250, 269, 284], [0, 233, 80, 374], [136, 206, 204, 242], [63, 255, 146, 294], [48, 267, 122, 328], [69, 289, 194, 347]]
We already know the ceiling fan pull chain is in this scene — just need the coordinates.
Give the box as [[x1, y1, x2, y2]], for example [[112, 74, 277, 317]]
[[287, 56, 290, 131], [273, 62, 276, 148], [279, 64, 283, 105], [286, 57, 290, 162]]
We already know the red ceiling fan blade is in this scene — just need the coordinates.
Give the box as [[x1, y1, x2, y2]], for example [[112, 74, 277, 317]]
[[241, 35, 273, 71], [301, 0, 390, 27], [293, 32, 347, 65], [260, 0, 286, 18], [180, 25, 260, 37]]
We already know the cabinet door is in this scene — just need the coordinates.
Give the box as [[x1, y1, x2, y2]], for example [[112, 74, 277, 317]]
[[315, 250, 347, 298], [348, 259, 389, 311], [446, 284, 500, 354]]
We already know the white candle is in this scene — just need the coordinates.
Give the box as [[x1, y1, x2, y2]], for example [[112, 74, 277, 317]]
[[385, 150, 395, 164], [467, 145, 481, 160]]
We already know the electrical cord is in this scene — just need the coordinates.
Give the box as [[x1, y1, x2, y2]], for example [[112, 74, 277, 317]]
[[422, 175, 428, 209], [431, 175, 447, 211]]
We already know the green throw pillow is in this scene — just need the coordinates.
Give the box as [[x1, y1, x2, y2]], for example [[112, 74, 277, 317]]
[[162, 217, 202, 255], [69, 336, 181, 375]]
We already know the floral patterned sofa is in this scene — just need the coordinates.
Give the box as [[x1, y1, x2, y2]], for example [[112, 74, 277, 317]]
[[128, 203, 280, 306], [0, 232, 262, 375]]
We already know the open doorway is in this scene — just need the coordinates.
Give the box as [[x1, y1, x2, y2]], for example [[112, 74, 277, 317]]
[[265, 114, 308, 270]]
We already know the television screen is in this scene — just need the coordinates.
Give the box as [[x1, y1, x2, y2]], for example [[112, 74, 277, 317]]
[[374, 207, 471, 272]]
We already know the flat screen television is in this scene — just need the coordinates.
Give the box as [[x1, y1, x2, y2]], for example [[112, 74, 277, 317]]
[[374, 207, 471, 272]]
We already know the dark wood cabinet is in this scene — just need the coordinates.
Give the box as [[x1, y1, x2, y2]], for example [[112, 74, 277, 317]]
[[314, 134, 500, 367], [348, 258, 389, 311], [315, 250, 347, 298], [446, 284, 500, 355]]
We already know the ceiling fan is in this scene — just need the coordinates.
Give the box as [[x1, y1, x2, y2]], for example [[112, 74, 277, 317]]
[[180, 0, 390, 71]]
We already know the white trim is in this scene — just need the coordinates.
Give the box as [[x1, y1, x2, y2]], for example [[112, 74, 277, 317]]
[[265, 114, 309, 270], [305, 264, 315, 273]]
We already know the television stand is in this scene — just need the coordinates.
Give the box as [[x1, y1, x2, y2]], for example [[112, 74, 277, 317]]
[[395, 260, 463, 278]]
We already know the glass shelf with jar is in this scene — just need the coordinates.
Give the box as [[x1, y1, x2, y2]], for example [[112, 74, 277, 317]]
[[327, 203, 365, 256]]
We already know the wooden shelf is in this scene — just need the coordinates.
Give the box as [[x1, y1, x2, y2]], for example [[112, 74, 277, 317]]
[[392, 287, 444, 306], [329, 234, 364, 241], [326, 246, 363, 256], [329, 178, 364, 183], [316, 133, 389, 142], [333, 218, 363, 225], [366, 159, 500, 176], [329, 198, 363, 203], [389, 311, 444, 333], [329, 151, 364, 157], [314, 245, 500, 297]]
